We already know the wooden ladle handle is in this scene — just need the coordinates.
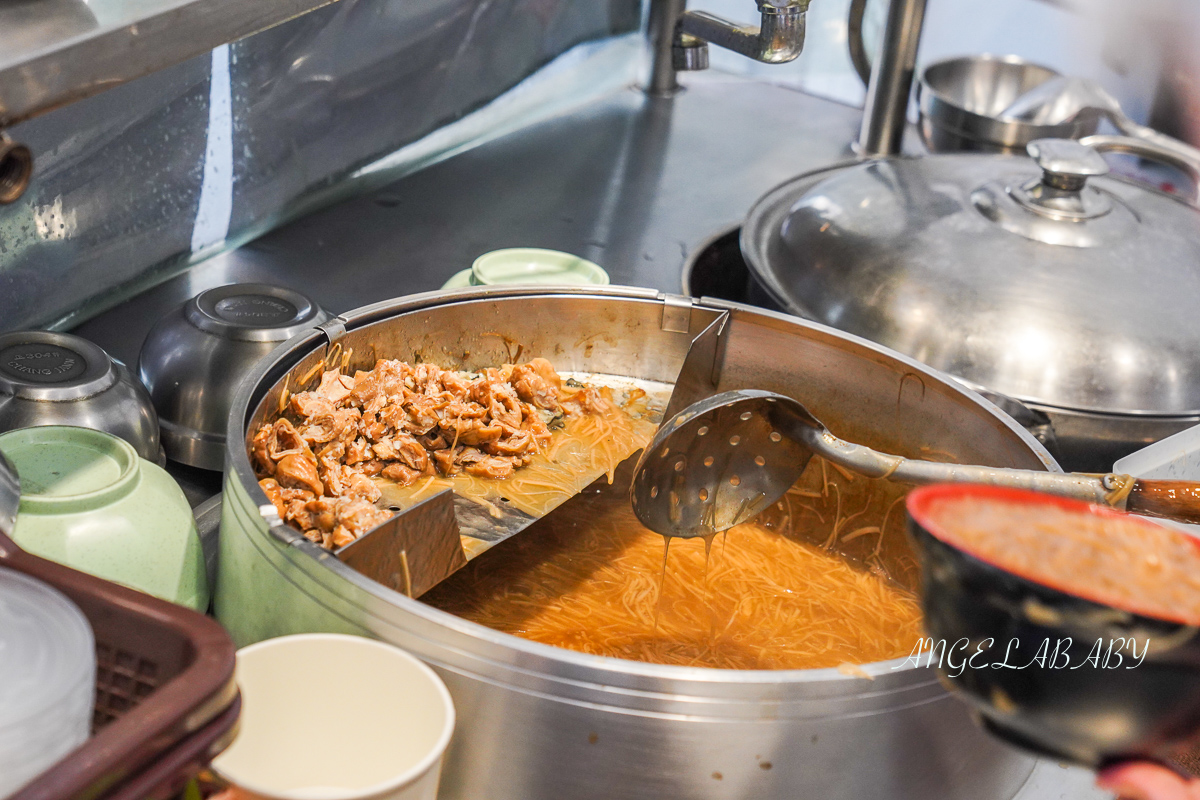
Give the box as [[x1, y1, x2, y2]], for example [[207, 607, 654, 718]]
[[1126, 480, 1200, 525]]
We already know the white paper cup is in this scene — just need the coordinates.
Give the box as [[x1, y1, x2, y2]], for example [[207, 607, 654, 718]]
[[212, 634, 454, 800]]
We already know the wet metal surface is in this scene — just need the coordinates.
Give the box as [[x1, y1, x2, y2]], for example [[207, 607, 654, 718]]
[[74, 72, 863, 366], [0, 0, 340, 125], [1, 0, 637, 332]]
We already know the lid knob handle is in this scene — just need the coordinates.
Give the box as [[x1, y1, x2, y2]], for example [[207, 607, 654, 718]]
[[1027, 138, 1109, 191]]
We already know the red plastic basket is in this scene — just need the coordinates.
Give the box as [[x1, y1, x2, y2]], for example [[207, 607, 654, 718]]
[[0, 531, 239, 800]]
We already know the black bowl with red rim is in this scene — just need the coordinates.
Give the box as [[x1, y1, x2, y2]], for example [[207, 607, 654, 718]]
[[905, 484, 1200, 767]]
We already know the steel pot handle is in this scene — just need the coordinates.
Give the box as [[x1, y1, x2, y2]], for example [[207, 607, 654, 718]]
[[1079, 133, 1200, 206], [847, 0, 871, 85]]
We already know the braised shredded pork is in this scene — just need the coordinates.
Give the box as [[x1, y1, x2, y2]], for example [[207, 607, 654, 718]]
[[252, 357, 611, 549]]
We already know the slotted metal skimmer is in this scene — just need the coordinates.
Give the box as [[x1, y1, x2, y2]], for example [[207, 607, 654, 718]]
[[630, 389, 1178, 539], [631, 390, 817, 538]]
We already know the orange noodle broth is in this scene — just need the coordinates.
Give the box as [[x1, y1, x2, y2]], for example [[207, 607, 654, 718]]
[[423, 454, 927, 670]]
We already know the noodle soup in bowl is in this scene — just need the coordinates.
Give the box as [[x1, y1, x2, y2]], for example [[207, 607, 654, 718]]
[[217, 287, 1061, 800], [907, 484, 1200, 767]]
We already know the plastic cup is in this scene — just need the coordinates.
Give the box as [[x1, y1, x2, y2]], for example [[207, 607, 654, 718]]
[[211, 634, 454, 800]]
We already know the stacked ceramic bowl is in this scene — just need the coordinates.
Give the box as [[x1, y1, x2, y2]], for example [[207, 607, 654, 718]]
[[0, 426, 209, 611], [0, 566, 96, 795], [442, 249, 610, 289]]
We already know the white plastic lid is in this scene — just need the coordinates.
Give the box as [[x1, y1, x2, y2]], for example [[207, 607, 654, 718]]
[[0, 566, 95, 726]]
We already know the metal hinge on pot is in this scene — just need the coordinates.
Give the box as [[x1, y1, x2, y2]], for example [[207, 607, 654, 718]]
[[315, 316, 350, 369], [662, 310, 730, 420], [659, 294, 694, 333]]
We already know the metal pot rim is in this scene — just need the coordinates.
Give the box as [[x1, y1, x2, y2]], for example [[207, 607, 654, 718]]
[[225, 285, 1057, 690]]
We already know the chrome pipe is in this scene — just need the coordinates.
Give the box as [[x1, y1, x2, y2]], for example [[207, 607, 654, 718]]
[[857, 0, 927, 156], [647, 0, 687, 95], [678, 1, 810, 64]]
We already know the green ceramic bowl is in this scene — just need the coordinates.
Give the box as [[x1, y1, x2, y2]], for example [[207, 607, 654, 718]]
[[0, 426, 208, 610], [470, 248, 609, 286]]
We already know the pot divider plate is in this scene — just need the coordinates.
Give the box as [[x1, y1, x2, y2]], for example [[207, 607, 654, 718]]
[[334, 314, 730, 598]]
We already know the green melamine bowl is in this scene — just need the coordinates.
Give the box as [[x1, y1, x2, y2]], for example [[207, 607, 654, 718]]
[[470, 248, 609, 286], [0, 426, 208, 610]]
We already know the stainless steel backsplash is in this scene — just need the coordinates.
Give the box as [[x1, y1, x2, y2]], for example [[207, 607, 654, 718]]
[[0, 0, 640, 332]]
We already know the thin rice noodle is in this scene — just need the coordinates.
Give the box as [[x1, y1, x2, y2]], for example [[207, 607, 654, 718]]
[[424, 454, 925, 670]]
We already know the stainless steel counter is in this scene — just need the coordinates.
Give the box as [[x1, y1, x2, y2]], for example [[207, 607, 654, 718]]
[[73, 71, 861, 365], [69, 69, 863, 504]]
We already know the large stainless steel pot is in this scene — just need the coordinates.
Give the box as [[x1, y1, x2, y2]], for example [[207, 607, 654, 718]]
[[216, 286, 1056, 800]]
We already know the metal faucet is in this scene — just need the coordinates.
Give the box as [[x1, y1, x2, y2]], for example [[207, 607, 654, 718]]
[[647, 0, 812, 95], [647, 0, 928, 161]]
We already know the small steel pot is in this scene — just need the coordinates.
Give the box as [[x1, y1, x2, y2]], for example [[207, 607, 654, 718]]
[[906, 483, 1200, 767], [0, 331, 160, 461], [918, 55, 1100, 154], [138, 283, 329, 471]]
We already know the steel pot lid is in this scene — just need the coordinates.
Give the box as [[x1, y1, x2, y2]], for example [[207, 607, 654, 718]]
[[742, 139, 1200, 417]]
